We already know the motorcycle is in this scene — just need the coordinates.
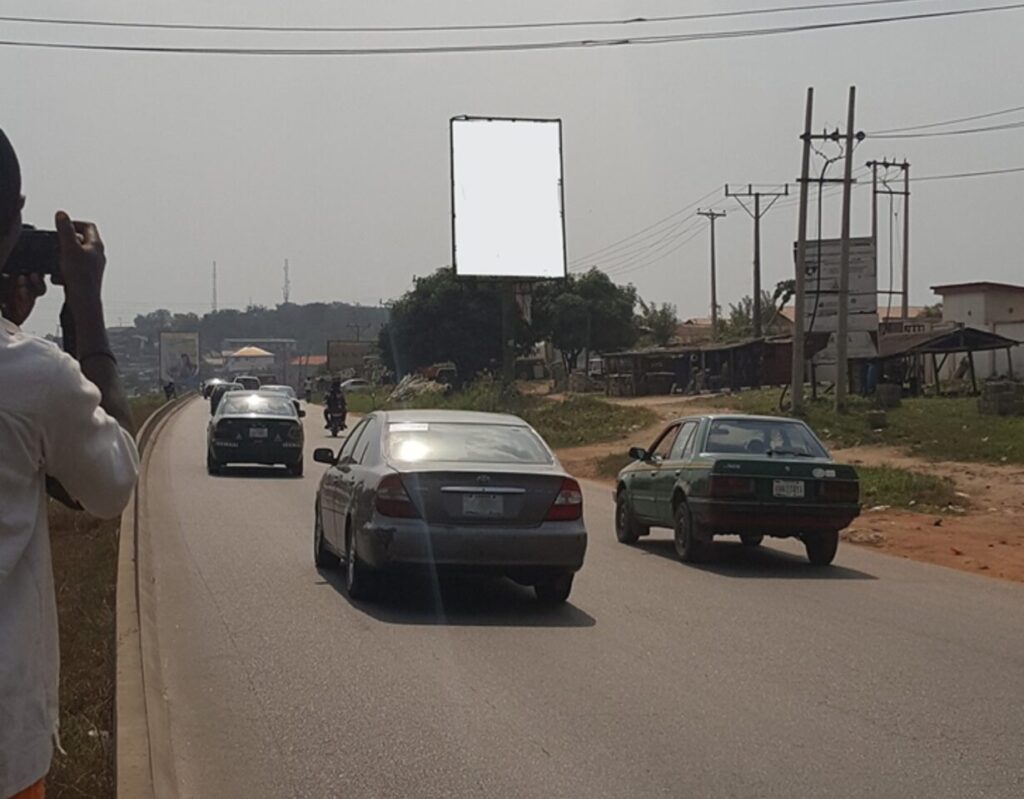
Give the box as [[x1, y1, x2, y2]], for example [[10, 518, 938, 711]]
[[326, 410, 347, 438]]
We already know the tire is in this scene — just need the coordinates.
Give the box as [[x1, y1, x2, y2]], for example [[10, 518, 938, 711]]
[[673, 502, 709, 563], [313, 505, 340, 569], [345, 525, 374, 599], [804, 531, 839, 566], [206, 451, 220, 475], [289, 459, 304, 477], [615, 489, 646, 544], [534, 572, 574, 605], [740, 533, 764, 547]]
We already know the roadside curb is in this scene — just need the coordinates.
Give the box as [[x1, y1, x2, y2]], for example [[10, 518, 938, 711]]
[[116, 393, 194, 799]]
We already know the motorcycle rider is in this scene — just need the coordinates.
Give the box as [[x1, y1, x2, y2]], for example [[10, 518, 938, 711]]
[[323, 378, 347, 430]]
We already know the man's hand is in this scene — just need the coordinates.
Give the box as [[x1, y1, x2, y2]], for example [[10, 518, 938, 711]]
[[55, 211, 105, 319], [0, 272, 46, 326]]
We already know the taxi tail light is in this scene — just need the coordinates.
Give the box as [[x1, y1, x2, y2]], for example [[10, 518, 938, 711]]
[[545, 478, 583, 521], [820, 480, 859, 503], [375, 474, 420, 519], [709, 475, 756, 498]]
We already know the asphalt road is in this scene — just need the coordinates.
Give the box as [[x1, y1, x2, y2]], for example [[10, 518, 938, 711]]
[[144, 398, 1024, 798]]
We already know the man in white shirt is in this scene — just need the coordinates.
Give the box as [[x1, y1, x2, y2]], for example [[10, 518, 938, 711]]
[[0, 129, 139, 798]]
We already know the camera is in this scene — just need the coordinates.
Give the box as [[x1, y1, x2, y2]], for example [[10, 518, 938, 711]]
[[3, 227, 62, 285]]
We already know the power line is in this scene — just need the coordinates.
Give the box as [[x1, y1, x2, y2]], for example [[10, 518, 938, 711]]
[[570, 214, 699, 271], [0, 1, 938, 35], [607, 224, 710, 279], [912, 165, 1024, 182], [598, 219, 708, 274], [869, 102, 1024, 134], [870, 120, 1024, 139], [1, 4, 1021, 57]]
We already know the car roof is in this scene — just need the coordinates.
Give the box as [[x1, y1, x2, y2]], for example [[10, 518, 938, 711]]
[[379, 409, 529, 426], [668, 413, 810, 425], [218, 391, 297, 412], [259, 384, 291, 390]]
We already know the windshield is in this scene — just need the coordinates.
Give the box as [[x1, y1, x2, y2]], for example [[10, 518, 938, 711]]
[[703, 419, 827, 458], [385, 422, 553, 465], [218, 394, 297, 417]]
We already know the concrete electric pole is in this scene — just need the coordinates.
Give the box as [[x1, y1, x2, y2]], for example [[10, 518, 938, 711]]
[[791, 88, 815, 415], [724, 184, 790, 338], [697, 208, 727, 340], [835, 86, 858, 412]]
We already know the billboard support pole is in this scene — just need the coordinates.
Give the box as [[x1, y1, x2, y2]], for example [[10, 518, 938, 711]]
[[501, 281, 516, 386], [835, 85, 857, 413]]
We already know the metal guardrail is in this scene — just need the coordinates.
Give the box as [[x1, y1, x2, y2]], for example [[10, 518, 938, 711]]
[[116, 393, 194, 799]]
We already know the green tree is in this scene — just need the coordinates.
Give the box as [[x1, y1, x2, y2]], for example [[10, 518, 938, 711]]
[[637, 299, 679, 347], [719, 280, 795, 341], [379, 267, 534, 381], [532, 269, 638, 372]]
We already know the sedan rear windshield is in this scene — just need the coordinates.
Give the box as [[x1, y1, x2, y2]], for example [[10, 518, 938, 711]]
[[219, 394, 297, 417], [385, 422, 553, 465], [703, 419, 827, 458]]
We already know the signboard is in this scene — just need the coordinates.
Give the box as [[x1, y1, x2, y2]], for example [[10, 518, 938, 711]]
[[327, 340, 375, 376], [159, 331, 200, 386], [451, 116, 567, 279]]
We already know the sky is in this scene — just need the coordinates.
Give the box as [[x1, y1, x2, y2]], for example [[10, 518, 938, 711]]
[[2, 0, 1022, 337]]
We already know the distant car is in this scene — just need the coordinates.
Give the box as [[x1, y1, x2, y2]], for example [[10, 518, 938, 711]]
[[259, 384, 297, 399], [339, 378, 372, 394], [235, 375, 261, 391], [209, 382, 244, 414], [201, 378, 226, 399], [313, 410, 587, 603], [615, 414, 859, 566], [207, 391, 306, 476]]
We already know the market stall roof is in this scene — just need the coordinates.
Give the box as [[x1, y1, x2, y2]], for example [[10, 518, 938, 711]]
[[876, 326, 1018, 360], [229, 345, 274, 358]]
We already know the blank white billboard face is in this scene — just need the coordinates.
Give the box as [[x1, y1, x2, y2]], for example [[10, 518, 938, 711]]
[[451, 118, 566, 279]]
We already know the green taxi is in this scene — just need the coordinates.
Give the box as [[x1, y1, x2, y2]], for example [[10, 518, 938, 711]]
[[615, 415, 859, 566]]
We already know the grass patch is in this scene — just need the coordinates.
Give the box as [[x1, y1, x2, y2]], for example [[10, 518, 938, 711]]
[[858, 465, 958, 510], [48, 394, 164, 799], [595, 452, 634, 479], [709, 389, 1024, 464]]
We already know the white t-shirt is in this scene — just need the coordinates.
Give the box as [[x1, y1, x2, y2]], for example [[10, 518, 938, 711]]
[[0, 316, 139, 796]]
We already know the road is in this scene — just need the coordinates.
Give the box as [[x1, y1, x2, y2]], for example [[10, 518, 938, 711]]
[[144, 398, 1024, 798]]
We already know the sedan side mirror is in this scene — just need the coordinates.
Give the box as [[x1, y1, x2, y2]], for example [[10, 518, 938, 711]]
[[628, 446, 649, 462], [313, 448, 336, 465]]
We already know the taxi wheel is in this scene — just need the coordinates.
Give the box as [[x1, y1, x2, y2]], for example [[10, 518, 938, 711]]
[[804, 531, 839, 566], [313, 506, 340, 569], [535, 572, 574, 605], [615, 490, 646, 544], [345, 526, 374, 599], [673, 502, 709, 563]]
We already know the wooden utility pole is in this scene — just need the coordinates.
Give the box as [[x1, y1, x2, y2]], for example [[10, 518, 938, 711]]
[[902, 162, 910, 320], [791, 88, 814, 415], [835, 86, 857, 412], [725, 184, 790, 338], [697, 208, 727, 340]]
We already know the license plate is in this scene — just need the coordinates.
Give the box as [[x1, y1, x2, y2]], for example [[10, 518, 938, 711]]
[[462, 494, 503, 517], [249, 428, 268, 439], [773, 479, 805, 499]]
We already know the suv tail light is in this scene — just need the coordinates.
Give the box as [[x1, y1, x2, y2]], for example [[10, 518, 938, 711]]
[[820, 480, 859, 503], [375, 474, 420, 518], [545, 477, 583, 521], [287, 423, 303, 441], [709, 475, 756, 498]]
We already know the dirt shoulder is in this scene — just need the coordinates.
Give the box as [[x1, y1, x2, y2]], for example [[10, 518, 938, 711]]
[[556, 394, 1024, 585]]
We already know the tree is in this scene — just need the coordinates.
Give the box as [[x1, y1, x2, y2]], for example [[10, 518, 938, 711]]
[[637, 299, 679, 347], [532, 269, 638, 372], [719, 280, 794, 341], [379, 267, 535, 380]]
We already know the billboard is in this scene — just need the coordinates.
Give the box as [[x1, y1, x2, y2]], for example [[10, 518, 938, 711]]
[[159, 331, 200, 386], [451, 116, 566, 280], [327, 340, 375, 377]]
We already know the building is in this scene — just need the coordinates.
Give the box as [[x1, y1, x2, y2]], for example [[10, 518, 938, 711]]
[[225, 346, 276, 376], [222, 338, 297, 383], [931, 282, 1024, 377]]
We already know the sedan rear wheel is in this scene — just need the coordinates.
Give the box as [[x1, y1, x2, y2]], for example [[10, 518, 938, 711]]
[[313, 505, 340, 569], [615, 490, 646, 544], [345, 526, 374, 599], [740, 533, 764, 547], [288, 459, 304, 478], [804, 530, 839, 566], [534, 572, 574, 605], [673, 502, 709, 563]]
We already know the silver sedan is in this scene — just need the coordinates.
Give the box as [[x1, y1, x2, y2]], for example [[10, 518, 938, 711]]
[[313, 409, 587, 604]]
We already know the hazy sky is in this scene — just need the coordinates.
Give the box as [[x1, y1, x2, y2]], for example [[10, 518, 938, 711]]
[[3, 0, 1022, 337]]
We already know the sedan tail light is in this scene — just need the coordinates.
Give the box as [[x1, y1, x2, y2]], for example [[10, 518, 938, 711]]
[[375, 474, 420, 519], [709, 475, 756, 499], [545, 477, 583, 521], [819, 480, 859, 503]]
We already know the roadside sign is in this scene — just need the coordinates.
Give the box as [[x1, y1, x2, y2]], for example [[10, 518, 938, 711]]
[[451, 116, 567, 280], [796, 237, 877, 334], [158, 331, 200, 387]]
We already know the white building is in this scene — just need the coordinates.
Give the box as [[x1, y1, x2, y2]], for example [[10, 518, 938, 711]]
[[931, 281, 1024, 378]]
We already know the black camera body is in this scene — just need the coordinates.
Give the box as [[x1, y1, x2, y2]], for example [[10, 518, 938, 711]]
[[4, 228, 62, 285]]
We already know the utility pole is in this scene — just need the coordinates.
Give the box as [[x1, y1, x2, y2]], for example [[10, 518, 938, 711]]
[[211, 261, 218, 312], [346, 321, 372, 342], [724, 183, 790, 338], [697, 209, 727, 339], [283, 258, 290, 304], [792, 87, 814, 415], [866, 159, 911, 320], [835, 86, 857, 412]]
